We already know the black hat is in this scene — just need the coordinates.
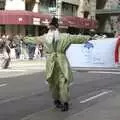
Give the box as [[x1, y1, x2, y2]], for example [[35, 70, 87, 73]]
[[49, 17, 59, 28]]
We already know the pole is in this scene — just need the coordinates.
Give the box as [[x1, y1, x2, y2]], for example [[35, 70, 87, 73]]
[[56, 0, 62, 20]]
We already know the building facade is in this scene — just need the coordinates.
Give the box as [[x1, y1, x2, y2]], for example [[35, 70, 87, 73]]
[[0, 0, 41, 36], [76, 0, 120, 35], [96, 0, 120, 35], [0, 0, 96, 36]]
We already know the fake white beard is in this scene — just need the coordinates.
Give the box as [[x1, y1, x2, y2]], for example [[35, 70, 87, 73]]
[[46, 29, 60, 44]]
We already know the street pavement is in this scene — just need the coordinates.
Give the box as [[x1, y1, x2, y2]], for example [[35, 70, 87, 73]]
[[0, 60, 120, 120]]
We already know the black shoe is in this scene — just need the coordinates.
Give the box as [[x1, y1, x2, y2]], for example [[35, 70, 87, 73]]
[[54, 100, 62, 108], [61, 102, 69, 112]]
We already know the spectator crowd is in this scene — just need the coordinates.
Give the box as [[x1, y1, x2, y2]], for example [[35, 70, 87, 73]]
[[0, 34, 44, 61]]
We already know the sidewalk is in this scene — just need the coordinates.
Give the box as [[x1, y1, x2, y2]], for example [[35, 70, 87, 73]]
[[10, 59, 46, 67], [10, 59, 120, 72], [11, 58, 120, 72], [0, 59, 46, 78], [1, 59, 120, 73]]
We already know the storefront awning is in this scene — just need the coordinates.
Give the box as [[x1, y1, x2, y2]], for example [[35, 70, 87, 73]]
[[62, 16, 97, 29], [0, 10, 33, 25], [0, 10, 52, 25], [0, 10, 96, 29]]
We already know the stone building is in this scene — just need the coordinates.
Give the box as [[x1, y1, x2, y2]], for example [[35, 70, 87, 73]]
[[0, 0, 96, 36], [96, 0, 120, 35], [77, 0, 120, 35]]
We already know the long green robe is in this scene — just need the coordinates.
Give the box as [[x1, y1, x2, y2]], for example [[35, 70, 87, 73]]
[[43, 33, 90, 102], [44, 34, 90, 82]]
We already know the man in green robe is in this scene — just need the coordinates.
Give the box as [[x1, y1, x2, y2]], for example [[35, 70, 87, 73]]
[[43, 17, 90, 111]]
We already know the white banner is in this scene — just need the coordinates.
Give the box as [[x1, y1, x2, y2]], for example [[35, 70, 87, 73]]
[[67, 38, 120, 67]]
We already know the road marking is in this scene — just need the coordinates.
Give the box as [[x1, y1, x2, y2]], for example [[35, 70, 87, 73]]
[[88, 71, 120, 74], [80, 90, 112, 104], [0, 83, 8, 88]]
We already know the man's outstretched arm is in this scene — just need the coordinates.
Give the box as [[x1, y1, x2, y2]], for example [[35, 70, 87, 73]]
[[69, 34, 91, 44]]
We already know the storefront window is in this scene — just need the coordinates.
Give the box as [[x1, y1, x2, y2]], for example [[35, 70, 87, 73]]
[[25, 26, 35, 36], [0, 25, 5, 36]]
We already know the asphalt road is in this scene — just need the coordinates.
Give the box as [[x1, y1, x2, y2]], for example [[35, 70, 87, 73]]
[[0, 70, 120, 120]]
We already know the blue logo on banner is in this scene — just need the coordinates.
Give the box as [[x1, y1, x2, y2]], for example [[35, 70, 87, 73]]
[[84, 41, 94, 49]]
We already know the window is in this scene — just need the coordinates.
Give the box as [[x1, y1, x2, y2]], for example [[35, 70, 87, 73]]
[[0, 1, 5, 10], [84, 11, 89, 18], [40, 0, 56, 13], [25, 0, 35, 11], [62, 2, 78, 16], [49, 0, 56, 7], [96, 0, 107, 9], [40, 0, 49, 12]]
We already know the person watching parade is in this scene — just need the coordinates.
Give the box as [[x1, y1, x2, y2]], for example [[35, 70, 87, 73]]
[[0, 37, 11, 69]]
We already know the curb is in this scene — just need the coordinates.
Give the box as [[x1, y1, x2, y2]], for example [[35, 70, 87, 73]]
[[73, 67, 120, 72]]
